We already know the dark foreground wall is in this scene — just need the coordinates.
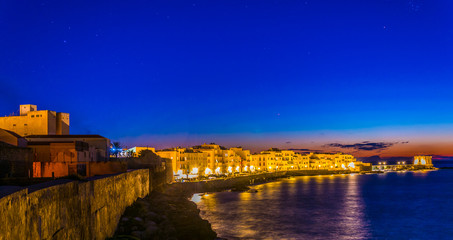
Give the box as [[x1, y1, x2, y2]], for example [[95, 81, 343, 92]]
[[0, 169, 149, 240]]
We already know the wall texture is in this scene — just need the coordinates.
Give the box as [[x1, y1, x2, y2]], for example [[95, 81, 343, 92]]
[[0, 169, 149, 240], [0, 142, 32, 178]]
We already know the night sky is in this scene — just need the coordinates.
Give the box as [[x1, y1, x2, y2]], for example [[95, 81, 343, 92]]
[[1, 0, 453, 157]]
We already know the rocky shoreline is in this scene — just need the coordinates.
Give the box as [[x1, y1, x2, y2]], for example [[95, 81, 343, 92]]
[[109, 191, 218, 240]]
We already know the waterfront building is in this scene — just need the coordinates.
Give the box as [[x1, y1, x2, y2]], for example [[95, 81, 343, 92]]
[[192, 144, 223, 173], [293, 154, 310, 169], [251, 153, 271, 171], [155, 148, 183, 175], [0, 104, 69, 136], [141, 144, 370, 178], [306, 153, 356, 170], [414, 155, 433, 167]]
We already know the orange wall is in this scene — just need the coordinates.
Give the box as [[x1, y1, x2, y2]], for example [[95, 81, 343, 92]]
[[32, 161, 127, 178]]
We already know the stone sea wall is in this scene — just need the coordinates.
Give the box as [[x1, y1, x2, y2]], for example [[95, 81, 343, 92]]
[[164, 171, 287, 196], [0, 169, 149, 240]]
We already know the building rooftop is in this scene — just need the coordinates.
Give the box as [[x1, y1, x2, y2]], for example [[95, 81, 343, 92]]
[[0, 128, 22, 138]]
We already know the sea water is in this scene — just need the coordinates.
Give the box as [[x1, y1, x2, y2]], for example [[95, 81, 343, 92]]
[[193, 167, 453, 239]]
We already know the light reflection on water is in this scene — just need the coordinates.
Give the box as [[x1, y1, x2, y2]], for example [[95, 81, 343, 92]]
[[195, 170, 453, 240]]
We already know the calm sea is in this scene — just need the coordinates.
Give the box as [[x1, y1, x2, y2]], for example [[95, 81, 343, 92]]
[[193, 162, 453, 239]]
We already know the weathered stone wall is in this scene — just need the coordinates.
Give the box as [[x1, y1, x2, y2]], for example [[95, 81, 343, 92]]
[[0, 142, 32, 178], [0, 169, 149, 240]]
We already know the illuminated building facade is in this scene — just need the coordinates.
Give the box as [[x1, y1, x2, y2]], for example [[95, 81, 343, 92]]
[[0, 104, 69, 136], [151, 145, 364, 177], [413, 155, 433, 167], [154, 144, 250, 176]]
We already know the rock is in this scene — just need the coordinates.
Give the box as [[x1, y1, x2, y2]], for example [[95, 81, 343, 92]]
[[247, 188, 258, 193], [231, 185, 250, 192], [145, 211, 159, 221], [131, 231, 143, 238], [144, 221, 159, 238], [113, 192, 217, 240], [146, 220, 158, 228]]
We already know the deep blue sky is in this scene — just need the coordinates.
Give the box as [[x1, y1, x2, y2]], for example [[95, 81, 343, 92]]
[[1, 0, 453, 154]]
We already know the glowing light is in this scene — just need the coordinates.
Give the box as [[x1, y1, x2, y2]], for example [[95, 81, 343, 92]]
[[250, 165, 255, 172], [176, 170, 183, 175], [258, 167, 261, 170], [215, 167, 221, 174], [305, 165, 307, 168], [341, 164, 346, 170], [402, 161, 405, 164], [205, 167, 212, 175], [235, 166, 240, 172], [348, 162, 355, 169], [414, 158, 419, 165], [330, 165, 333, 168], [269, 166, 272, 170], [244, 166, 248, 171], [291, 165, 294, 169], [421, 158, 426, 165], [191, 167, 198, 174], [318, 165, 321, 168], [228, 166, 233, 173]]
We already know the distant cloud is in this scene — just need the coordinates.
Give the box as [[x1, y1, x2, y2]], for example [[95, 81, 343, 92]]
[[432, 155, 453, 161], [324, 141, 398, 151]]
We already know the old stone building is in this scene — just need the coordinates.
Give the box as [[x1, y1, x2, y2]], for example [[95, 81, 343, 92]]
[[0, 104, 69, 136]]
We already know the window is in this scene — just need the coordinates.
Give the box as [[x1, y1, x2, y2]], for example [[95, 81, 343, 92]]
[[24, 124, 27, 126], [12, 124, 16, 127]]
